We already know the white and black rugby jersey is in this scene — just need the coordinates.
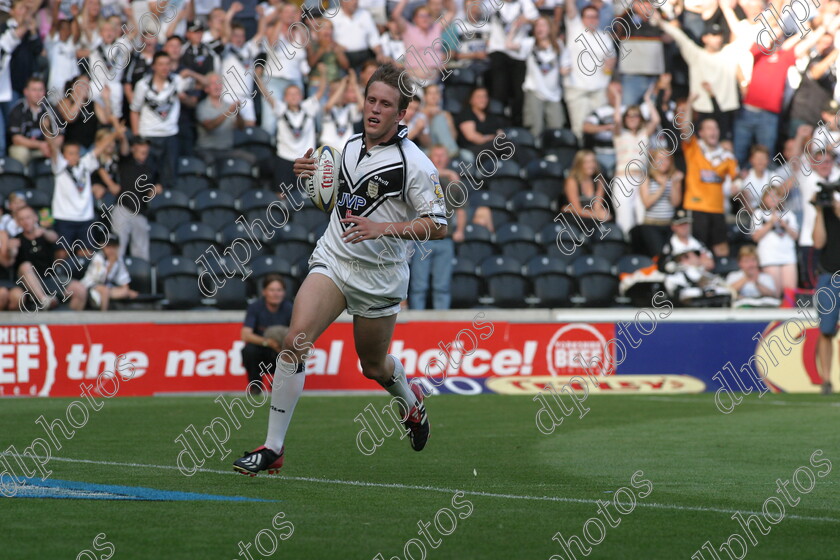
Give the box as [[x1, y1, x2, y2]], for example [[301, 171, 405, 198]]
[[316, 125, 448, 266]]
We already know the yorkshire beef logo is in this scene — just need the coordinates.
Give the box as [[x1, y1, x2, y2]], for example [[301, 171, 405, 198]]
[[545, 324, 610, 377], [0, 326, 57, 397]]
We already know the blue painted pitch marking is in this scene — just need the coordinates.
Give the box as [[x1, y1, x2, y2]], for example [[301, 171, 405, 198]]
[[3, 477, 276, 502]]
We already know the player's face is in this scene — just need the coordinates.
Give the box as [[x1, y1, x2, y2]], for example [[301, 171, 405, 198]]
[[364, 81, 405, 143], [263, 281, 286, 306]]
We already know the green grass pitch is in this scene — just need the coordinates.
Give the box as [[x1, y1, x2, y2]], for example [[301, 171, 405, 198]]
[[1, 393, 839, 559]]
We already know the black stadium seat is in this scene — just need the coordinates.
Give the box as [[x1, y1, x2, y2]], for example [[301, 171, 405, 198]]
[[456, 223, 496, 263], [192, 190, 238, 229], [525, 157, 565, 180], [249, 255, 297, 297], [571, 255, 619, 307], [590, 225, 630, 264], [124, 257, 153, 294], [495, 223, 541, 261], [450, 257, 482, 309], [149, 222, 176, 263], [274, 224, 314, 264], [472, 190, 513, 227], [479, 255, 529, 308], [177, 155, 212, 178], [0, 157, 31, 190], [217, 158, 258, 196], [509, 191, 555, 231], [172, 222, 218, 262], [617, 254, 654, 275], [526, 255, 575, 307], [156, 255, 202, 307], [714, 256, 740, 276], [149, 190, 194, 231]]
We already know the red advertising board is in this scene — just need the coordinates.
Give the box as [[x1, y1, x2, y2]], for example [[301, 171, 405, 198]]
[[0, 320, 616, 397]]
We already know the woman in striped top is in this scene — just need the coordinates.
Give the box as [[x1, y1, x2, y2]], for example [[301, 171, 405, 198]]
[[638, 148, 683, 256]]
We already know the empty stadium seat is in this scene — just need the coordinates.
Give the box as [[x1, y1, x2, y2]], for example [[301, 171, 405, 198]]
[[539, 221, 589, 256], [124, 256, 153, 294], [21, 189, 50, 211], [29, 158, 52, 179], [172, 222, 218, 262], [0, 157, 31, 190], [503, 127, 538, 164], [212, 278, 249, 310], [149, 190, 195, 231], [274, 224, 314, 263], [530, 177, 564, 201], [192, 190, 238, 228], [617, 254, 654, 275], [485, 176, 526, 200], [526, 255, 575, 307], [217, 158, 258, 196], [589, 225, 629, 264], [524, 157, 565, 180], [509, 191, 555, 230], [479, 255, 529, 308], [541, 128, 578, 150], [149, 222, 176, 263], [450, 257, 482, 308], [249, 255, 297, 297], [571, 255, 619, 306], [220, 221, 272, 248], [293, 206, 330, 233], [495, 222, 541, 261], [174, 175, 213, 198], [490, 158, 521, 180], [456, 223, 496, 262], [177, 156, 212, 178]]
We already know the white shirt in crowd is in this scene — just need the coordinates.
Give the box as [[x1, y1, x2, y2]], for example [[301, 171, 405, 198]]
[[320, 104, 362, 152], [272, 96, 320, 161], [332, 7, 381, 52], [52, 151, 99, 222], [518, 37, 563, 103], [564, 14, 615, 91], [0, 22, 22, 102], [486, 0, 538, 59], [725, 270, 777, 298], [130, 73, 188, 137], [46, 32, 79, 102], [81, 251, 131, 289], [89, 37, 131, 117], [755, 210, 798, 266]]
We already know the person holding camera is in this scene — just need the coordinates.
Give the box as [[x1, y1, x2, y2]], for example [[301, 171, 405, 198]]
[[812, 181, 840, 395]]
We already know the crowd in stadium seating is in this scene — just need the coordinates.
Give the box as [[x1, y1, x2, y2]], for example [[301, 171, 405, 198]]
[[0, 0, 837, 311]]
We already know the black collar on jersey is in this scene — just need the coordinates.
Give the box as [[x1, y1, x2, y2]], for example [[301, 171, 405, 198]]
[[357, 124, 408, 165]]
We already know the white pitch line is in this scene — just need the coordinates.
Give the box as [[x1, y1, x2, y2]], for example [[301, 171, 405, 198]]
[[4, 453, 839, 523]]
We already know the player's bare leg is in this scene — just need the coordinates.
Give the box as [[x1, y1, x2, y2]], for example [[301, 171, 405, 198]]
[[354, 315, 430, 450], [233, 273, 346, 476]]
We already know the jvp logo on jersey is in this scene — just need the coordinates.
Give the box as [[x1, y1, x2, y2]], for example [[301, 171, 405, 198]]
[[338, 193, 367, 210]]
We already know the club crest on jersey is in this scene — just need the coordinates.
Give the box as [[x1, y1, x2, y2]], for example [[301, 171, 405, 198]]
[[338, 192, 367, 210], [431, 172, 443, 199], [367, 181, 379, 198]]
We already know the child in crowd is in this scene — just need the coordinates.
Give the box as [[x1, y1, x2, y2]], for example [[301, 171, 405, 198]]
[[81, 235, 138, 310]]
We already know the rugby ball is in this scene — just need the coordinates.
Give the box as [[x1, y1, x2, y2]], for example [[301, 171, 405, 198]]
[[306, 145, 340, 213]]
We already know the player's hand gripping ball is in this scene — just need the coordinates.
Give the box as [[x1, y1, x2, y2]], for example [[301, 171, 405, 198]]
[[306, 145, 341, 213]]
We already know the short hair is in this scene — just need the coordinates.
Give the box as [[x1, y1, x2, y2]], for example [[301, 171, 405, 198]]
[[365, 63, 412, 112], [25, 76, 45, 89], [738, 245, 758, 260], [153, 51, 171, 65], [61, 141, 82, 154], [581, 4, 599, 17], [262, 274, 286, 291], [749, 145, 770, 158], [231, 22, 245, 34]]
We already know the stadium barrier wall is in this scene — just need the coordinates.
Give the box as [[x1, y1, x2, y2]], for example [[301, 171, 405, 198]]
[[0, 308, 834, 397]]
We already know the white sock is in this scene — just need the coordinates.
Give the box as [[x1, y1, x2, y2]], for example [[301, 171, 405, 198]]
[[264, 360, 305, 453], [380, 355, 418, 417]]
